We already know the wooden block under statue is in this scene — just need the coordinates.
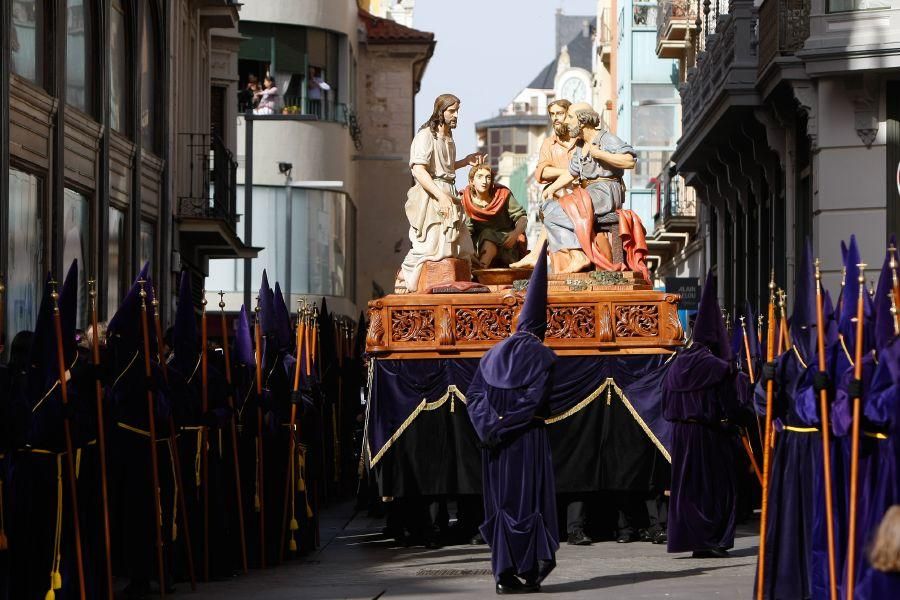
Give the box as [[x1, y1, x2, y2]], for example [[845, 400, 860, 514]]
[[396, 258, 473, 294]]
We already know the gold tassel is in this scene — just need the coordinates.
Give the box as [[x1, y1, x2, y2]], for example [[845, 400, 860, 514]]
[[290, 517, 299, 531], [288, 538, 297, 552], [44, 589, 55, 600], [52, 570, 62, 590]]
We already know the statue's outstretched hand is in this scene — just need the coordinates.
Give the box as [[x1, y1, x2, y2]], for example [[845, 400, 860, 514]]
[[463, 152, 487, 167]]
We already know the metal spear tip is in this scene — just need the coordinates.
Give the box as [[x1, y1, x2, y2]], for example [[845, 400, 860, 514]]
[[87, 278, 97, 298], [857, 262, 867, 283], [218, 290, 226, 309], [814, 258, 822, 280], [49, 279, 60, 310], [201, 291, 208, 307]]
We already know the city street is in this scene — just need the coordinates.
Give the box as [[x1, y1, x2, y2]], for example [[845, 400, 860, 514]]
[[189, 502, 759, 599]]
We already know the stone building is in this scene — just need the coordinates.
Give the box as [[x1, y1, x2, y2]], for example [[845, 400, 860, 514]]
[[656, 0, 900, 310], [2, 0, 251, 340], [205, 0, 434, 314]]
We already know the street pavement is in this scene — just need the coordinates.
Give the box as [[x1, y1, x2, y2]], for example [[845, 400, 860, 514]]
[[188, 502, 758, 599]]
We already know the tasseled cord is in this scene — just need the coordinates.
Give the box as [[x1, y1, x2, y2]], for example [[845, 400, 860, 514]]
[[46, 455, 64, 600], [167, 439, 179, 541], [288, 434, 299, 553], [299, 447, 313, 518]]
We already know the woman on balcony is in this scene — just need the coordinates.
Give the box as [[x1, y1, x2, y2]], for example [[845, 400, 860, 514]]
[[253, 75, 279, 115]]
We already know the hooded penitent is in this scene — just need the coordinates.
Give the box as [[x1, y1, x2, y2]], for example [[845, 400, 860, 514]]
[[172, 270, 199, 376], [662, 268, 740, 555], [465, 241, 559, 587]]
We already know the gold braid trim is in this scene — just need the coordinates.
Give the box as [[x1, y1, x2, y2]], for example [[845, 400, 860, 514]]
[[112, 350, 140, 389], [31, 354, 81, 413], [544, 381, 610, 424], [368, 388, 457, 468], [607, 380, 672, 463]]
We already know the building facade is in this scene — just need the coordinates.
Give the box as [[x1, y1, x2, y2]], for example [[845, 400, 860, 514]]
[[2, 0, 249, 344], [205, 0, 433, 315], [659, 0, 900, 312]]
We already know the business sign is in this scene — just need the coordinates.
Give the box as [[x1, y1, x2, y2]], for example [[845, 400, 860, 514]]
[[665, 277, 700, 310]]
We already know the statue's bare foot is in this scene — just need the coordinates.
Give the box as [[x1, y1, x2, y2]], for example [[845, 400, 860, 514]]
[[557, 250, 592, 273], [509, 253, 538, 268]]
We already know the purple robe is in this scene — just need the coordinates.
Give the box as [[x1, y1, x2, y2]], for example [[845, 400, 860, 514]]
[[662, 343, 738, 553], [854, 337, 900, 598], [753, 347, 820, 599], [466, 366, 559, 583]]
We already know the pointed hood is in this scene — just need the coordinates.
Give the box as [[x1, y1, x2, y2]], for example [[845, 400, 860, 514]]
[[173, 271, 199, 374], [731, 301, 760, 367], [234, 305, 254, 367], [874, 235, 898, 351], [692, 269, 732, 361], [791, 239, 818, 357], [516, 240, 549, 340], [838, 235, 874, 354], [107, 261, 151, 350], [27, 273, 55, 387], [272, 282, 293, 351], [259, 269, 275, 338], [479, 241, 556, 389], [58, 259, 79, 367]]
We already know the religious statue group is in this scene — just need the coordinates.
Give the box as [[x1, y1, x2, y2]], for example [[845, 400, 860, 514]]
[[397, 93, 649, 294]]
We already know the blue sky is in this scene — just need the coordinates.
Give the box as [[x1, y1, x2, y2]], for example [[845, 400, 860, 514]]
[[412, 0, 600, 153]]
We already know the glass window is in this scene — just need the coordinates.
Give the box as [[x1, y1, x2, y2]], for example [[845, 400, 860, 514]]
[[107, 206, 125, 319], [633, 2, 658, 27], [66, 0, 88, 111], [62, 189, 90, 328], [140, 220, 155, 274], [632, 84, 679, 147], [140, 4, 158, 152], [631, 150, 671, 190], [109, 0, 128, 133], [6, 169, 43, 338], [11, 0, 43, 83], [827, 0, 890, 11]]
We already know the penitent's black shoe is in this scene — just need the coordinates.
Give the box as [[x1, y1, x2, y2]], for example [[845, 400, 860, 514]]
[[567, 529, 593, 546], [496, 575, 527, 595], [617, 531, 639, 543], [691, 547, 730, 558], [652, 529, 667, 545]]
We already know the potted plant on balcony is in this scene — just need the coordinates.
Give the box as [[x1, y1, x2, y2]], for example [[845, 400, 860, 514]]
[[281, 105, 301, 115]]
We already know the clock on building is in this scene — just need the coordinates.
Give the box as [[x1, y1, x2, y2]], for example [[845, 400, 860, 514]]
[[560, 76, 589, 104]]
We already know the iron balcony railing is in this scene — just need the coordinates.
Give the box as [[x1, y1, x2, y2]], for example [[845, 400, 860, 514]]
[[177, 133, 239, 228]]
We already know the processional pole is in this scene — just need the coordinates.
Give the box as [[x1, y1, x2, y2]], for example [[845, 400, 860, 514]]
[[845, 263, 867, 600], [814, 259, 838, 600], [756, 273, 777, 600], [218, 291, 249, 573], [87, 280, 114, 600], [254, 298, 267, 569], [280, 299, 306, 563], [49, 282, 87, 600]]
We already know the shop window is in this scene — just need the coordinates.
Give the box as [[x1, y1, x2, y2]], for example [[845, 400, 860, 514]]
[[6, 168, 43, 338]]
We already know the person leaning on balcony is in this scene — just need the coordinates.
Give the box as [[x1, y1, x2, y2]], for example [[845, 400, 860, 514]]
[[253, 75, 279, 115], [307, 66, 331, 118]]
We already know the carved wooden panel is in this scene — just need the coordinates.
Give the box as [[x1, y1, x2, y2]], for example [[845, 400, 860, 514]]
[[598, 305, 614, 342], [454, 307, 514, 341], [391, 309, 435, 342], [546, 306, 596, 339], [615, 305, 659, 338], [367, 307, 385, 347]]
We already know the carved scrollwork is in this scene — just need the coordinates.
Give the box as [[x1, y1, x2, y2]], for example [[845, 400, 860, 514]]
[[615, 305, 659, 338], [391, 309, 436, 342], [437, 306, 455, 346], [454, 307, 514, 341], [666, 309, 684, 340], [546, 306, 596, 339], [598, 305, 614, 342], [367, 308, 385, 347]]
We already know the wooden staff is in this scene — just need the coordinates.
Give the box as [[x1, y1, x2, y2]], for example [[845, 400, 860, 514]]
[[218, 292, 248, 573], [49, 282, 87, 600], [87, 280, 114, 600], [200, 293, 210, 581], [137, 280, 167, 597], [740, 315, 764, 445], [279, 300, 306, 563], [845, 263, 867, 600], [779, 289, 792, 351], [253, 298, 267, 569], [756, 274, 778, 600], [151, 289, 197, 591], [814, 259, 838, 600]]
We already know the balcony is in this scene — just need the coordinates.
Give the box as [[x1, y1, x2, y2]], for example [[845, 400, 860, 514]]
[[656, 0, 697, 59], [674, 0, 759, 171], [756, 0, 812, 88], [177, 133, 259, 264], [650, 168, 698, 268]]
